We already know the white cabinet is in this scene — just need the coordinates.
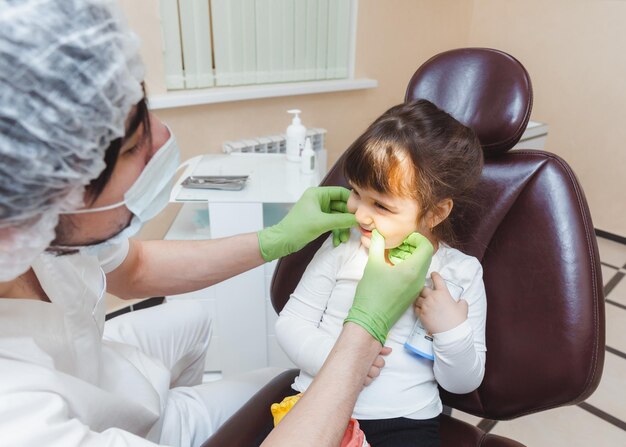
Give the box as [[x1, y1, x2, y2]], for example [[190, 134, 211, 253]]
[[165, 153, 323, 375]]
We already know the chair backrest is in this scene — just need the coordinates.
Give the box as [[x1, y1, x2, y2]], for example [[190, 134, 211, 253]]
[[270, 48, 605, 420]]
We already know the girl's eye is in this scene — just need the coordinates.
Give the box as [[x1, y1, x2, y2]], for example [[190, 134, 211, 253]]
[[352, 189, 360, 198], [375, 202, 390, 212]]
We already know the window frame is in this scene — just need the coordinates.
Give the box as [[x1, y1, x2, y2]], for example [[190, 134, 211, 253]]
[[151, 0, 377, 109]]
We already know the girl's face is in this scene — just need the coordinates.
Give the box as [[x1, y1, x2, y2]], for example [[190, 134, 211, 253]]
[[347, 183, 432, 250]]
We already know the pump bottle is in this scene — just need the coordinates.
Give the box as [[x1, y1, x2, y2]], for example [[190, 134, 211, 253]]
[[300, 137, 315, 174], [286, 109, 306, 162]]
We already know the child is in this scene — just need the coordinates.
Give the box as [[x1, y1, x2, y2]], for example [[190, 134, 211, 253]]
[[275, 99, 487, 447]]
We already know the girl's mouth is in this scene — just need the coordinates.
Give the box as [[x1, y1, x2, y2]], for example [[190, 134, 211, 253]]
[[358, 226, 373, 238]]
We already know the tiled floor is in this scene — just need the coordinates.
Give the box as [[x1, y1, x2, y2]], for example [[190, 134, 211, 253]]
[[451, 235, 626, 446]]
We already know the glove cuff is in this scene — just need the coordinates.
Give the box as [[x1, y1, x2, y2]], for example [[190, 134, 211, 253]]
[[344, 306, 389, 346], [258, 226, 280, 262], [258, 224, 298, 262]]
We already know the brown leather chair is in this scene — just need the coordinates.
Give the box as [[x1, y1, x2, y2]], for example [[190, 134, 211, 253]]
[[202, 48, 605, 447]]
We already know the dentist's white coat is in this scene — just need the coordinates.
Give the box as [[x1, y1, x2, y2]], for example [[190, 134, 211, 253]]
[[0, 246, 278, 446], [0, 251, 166, 445]]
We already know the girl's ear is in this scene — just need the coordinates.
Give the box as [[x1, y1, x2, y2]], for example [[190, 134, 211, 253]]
[[429, 198, 453, 229]]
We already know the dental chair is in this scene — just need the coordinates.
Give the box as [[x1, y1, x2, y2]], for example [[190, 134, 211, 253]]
[[201, 48, 605, 447]]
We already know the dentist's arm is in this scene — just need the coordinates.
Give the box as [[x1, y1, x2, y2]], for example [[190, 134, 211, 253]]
[[106, 187, 356, 299], [262, 230, 434, 446], [262, 322, 381, 447]]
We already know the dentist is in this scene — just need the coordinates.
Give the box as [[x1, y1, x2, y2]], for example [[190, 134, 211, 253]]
[[0, 1, 432, 446]]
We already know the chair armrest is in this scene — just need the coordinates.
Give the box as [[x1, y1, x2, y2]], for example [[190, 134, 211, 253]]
[[201, 369, 299, 447], [440, 414, 526, 447]]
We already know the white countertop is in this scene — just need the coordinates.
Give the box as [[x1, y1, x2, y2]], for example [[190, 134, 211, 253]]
[[171, 153, 322, 203]]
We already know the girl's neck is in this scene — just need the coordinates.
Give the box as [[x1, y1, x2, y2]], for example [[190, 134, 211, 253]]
[[430, 238, 440, 253]]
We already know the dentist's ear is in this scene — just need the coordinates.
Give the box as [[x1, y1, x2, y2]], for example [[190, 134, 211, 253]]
[[148, 114, 171, 157]]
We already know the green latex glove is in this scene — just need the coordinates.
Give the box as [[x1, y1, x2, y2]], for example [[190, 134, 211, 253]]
[[345, 230, 434, 345], [331, 227, 351, 247], [258, 186, 357, 262], [388, 232, 425, 265]]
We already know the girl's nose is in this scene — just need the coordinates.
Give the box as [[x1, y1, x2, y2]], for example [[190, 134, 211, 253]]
[[355, 207, 373, 226]]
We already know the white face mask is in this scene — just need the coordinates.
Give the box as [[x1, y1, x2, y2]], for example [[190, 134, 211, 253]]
[[55, 129, 181, 254]]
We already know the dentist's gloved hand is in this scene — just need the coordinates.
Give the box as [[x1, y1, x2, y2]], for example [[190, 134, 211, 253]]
[[345, 230, 434, 345], [258, 186, 357, 262], [331, 226, 351, 247], [388, 232, 428, 265]]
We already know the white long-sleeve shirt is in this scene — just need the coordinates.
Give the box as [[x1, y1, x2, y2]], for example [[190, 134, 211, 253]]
[[276, 229, 487, 420]]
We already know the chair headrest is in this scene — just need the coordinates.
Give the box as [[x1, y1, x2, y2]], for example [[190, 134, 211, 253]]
[[405, 48, 533, 157]]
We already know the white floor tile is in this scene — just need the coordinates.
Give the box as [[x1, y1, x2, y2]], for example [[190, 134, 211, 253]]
[[585, 351, 626, 421], [606, 304, 626, 353], [601, 264, 619, 287], [490, 405, 625, 447], [607, 273, 626, 306], [597, 237, 626, 268]]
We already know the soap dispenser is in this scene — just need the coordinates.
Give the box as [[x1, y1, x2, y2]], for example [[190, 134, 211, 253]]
[[286, 109, 306, 162]]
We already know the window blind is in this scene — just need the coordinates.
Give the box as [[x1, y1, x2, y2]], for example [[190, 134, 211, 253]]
[[159, 0, 354, 90]]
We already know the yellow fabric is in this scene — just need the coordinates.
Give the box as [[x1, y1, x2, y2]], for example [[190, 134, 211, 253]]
[[270, 393, 303, 427]]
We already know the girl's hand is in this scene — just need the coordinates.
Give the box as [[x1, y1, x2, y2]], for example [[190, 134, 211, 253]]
[[364, 346, 392, 386], [415, 272, 468, 334]]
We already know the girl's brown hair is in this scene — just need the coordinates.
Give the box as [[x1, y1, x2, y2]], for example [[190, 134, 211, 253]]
[[343, 99, 483, 246]]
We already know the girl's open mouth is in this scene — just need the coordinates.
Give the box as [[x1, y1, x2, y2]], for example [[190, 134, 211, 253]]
[[358, 226, 373, 238]]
